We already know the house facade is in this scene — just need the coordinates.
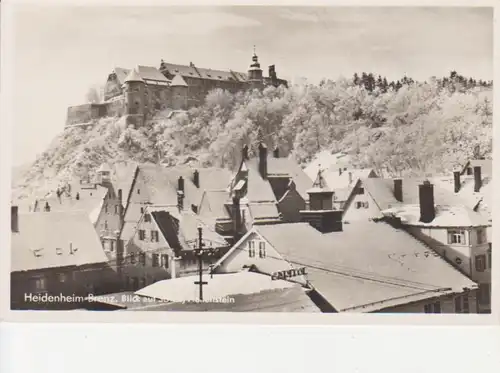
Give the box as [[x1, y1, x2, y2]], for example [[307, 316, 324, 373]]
[[382, 181, 491, 313], [11, 207, 120, 309], [213, 220, 478, 313]]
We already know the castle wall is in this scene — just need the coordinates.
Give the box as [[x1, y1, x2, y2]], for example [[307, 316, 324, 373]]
[[66, 103, 107, 127], [106, 96, 126, 117]]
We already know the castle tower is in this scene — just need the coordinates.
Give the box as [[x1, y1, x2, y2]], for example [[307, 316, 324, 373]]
[[170, 74, 188, 110], [123, 68, 146, 127], [248, 46, 263, 89]]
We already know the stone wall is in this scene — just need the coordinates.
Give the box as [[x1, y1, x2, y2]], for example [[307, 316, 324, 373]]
[[66, 103, 107, 127], [106, 96, 125, 117]]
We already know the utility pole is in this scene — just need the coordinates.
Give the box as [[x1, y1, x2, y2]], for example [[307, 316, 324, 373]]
[[193, 226, 218, 301], [194, 226, 208, 301]]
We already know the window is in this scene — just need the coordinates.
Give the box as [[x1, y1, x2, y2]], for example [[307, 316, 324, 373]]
[[58, 273, 67, 283], [114, 205, 119, 214], [248, 240, 255, 258], [152, 254, 160, 267], [162, 254, 169, 268], [140, 207, 144, 214], [466, 167, 473, 175], [488, 244, 492, 269], [130, 252, 136, 264], [477, 229, 486, 244], [151, 230, 159, 242], [139, 253, 146, 266], [144, 213, 151, 223], [448, 229, 466, 245], [455, 295, 470, 314], [34, 277, 46, 291], [424, 302, 441, 314], [358, 187, 365, 195], [104, 220, 108, 230], [110, 240, 115, 252], [104, 204, 108, 213], [475, 254, 486, 272], [137, 189, 141, 195], [259, 242, 266, 258], [56, 247, 63, 255], [139, 230, 145, 240]]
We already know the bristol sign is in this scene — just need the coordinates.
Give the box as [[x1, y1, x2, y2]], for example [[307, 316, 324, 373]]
[[271, 267, 307, 280]]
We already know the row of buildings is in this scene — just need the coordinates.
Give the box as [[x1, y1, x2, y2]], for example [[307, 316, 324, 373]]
[[10, 141, 492, 313], [66, 50, 288, 128]]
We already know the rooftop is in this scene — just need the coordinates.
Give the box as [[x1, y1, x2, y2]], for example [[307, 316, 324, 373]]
[[381, 204, 490, 228], [11, 211, 109, 272], [253, 221, 476, 312]]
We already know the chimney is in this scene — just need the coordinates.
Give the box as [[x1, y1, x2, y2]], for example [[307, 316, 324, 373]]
[[273, 146, 279, 158], [193, 170, 200, 188], [258, 143, 268, 179], [177, 176, 185, 193], [44, 201, 51, 212], [419, 180, 435, 223], [300, 209, 343, 233], [348, 172, 353, 185], [474, 166, 482, 192], [11, 205, 19, 233], [453, 171, 461, 193], [117, 189, 124, 227], [232, 197, 242, 241], [394, 179, 403, 202], [242, 144, 249, 161], [177, 191, 184, 211], [76, 192, 80, 201]]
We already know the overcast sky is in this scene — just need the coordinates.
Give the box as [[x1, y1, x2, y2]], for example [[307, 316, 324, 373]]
[[10, 6, 493, 166]]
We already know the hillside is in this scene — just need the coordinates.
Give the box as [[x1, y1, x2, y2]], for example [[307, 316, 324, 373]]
[[12, 73, 493, 200]]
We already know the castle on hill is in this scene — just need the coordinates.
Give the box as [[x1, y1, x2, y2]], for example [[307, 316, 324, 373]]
[[66, 50, 288, 127]]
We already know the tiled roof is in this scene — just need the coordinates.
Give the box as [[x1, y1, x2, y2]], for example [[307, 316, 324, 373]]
[[11, 211, 108, 272], [32, 183, 108, 225], [114, 67, 131, 85], [248, 202, 281, 221], [324, 168, 375, 199], [241, 159, 278, 203], [256, 221, 476, 312], [136, 65, 170, 83], [177, 212, 228, 249], [160, 62, 248, 82], [381, 204, 490, 228], [123, 68, 144, 84], [194, 167, 233, 191], [149, 209, 227, 252], [198, 190, 231, 220], [112, 162, 138, 208], [361, 178, 400, 211], [431, 175, 492, 211], [267, 157, 313, 200], [243, 156, 312, 202], [170, 74, 188, 87]]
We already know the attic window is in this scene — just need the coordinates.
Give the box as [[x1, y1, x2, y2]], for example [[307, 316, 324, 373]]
[[33, 248, 44, 257]]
